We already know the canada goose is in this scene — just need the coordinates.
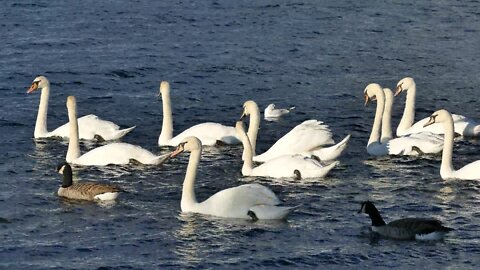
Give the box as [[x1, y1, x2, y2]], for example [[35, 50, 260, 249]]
[[56, 163, 122, 201], [359, 201, 453, 241]]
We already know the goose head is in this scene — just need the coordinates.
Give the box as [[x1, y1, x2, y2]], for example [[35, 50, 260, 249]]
[[358, 201, 376, 214], [27, 75, 49, 93], [394, 77, 415, 96], [363, 83, 382, 106], [158, 81, 170, 97], [170, 136, 202, 157], [241, 100, 259, 120], [56, 162, 73, 188], [423, 109, 450, 127]]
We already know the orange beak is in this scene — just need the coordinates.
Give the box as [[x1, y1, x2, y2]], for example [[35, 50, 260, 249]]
[[364, 94, 370, 106], [394, 85, 403, 96], [169, 144, 185, 158], [27, 82, 39, 94]]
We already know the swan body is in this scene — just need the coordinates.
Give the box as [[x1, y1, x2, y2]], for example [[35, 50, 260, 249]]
[[395, 77, 480, 137], [242, 100, 350, 162], [158, 81, 239, 146], [170, 136, 296, 220], [57, 163, 122, 201], [66, 96, 168, 166], [365, 84, 443, 156], [264, 103, 295, 119], [359, 201, 453, 241], [236, 121, 337, 179], [28, 76, 135, 140], [424, 109, 480, 180]]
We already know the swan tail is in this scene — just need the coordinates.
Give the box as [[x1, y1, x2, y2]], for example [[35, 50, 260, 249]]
[[318, 161, 339, 177], [111, 126, 136, 140], [288, 106, 296, 111], [249, 204, 301, 220], [311, 134, 351, 161]]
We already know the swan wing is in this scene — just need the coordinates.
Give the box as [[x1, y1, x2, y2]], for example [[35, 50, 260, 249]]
[[454, 160, 480, 180], [386, 132, 443, 155], [74, 143, 161, 166], [252, 155, 336, 178], [405, 114, 479, 136], [51, 115, 134, 140], [169, 122, 239, 146]]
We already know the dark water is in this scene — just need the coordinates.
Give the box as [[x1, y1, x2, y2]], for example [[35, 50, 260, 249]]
[[1, 0, 480, 268]]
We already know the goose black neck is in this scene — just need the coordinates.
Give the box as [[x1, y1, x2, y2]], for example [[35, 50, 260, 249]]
[[367, 204, 386, 226], [62, 164, 73, 188]]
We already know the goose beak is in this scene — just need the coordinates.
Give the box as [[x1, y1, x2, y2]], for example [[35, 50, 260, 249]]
[[394, 84, 403, 96], [27, 81, 39, 94]]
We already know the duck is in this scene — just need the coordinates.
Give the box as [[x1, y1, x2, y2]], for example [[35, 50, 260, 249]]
[[264, 103, 295, 119], [169, 136, 297, 220], [424, 109, 480, 180], [157, 81, 239, 146], [65, 96, 169, 166], [364, 83, 443, 156], [241, 100, 350, 162], [359, 201, 453, 241], [236, 120, 337, 179], [27, 76, 135, 140], [395, 77, 480, 137], [56, 162, 122, 201]]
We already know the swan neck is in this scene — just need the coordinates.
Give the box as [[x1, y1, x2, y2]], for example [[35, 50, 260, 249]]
[[368, 91, 385, 146], [381, 91, 394, 143], [159, 88, 173, 144], [397, 84, 416, 135], [440, 116, 455, 175], [66, 102, 81, 162], [34, 84, 50, 137], [181, 148, 200, 211], [246, 106, 260, 155], [239, 129, 254, 175]]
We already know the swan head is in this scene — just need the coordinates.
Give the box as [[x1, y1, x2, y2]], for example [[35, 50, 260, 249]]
[[158, 81, 170, 97], [170, 136, 202, 158], [265, 103, 275, 111], [27, 75, 49, 93], [235, 120, 246, 135], [241, 100, 259, 120], [66, 96, 77, 109], [423, 109, 450, 127], [394, 77, 415, 96], [363, 83, 382, 106]]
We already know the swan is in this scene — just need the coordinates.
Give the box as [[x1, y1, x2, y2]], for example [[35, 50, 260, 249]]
[[27, 76, 135, 140], [236, 121, 338, 179], [56, 163, 122, 201], [395, 77, 480, 137], [264, 103, 295, 119], [169, 136, 297, 220], [424, 109, 480, 180], [65, 96, 169, 166], [241, 100, 350, 162], [157, 81, 239, 146], [364, 84, 443, 156], [359, 201, 453, 241]]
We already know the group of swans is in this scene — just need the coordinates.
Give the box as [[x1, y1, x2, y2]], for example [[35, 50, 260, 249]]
[[365, 77, 480, 181]]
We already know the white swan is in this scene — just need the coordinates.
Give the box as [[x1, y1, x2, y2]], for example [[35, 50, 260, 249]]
[[236, 121, 338, 179], [424, 109, 480, 180], [28, 76, 135, 140], [169, 136, 297, 220], [65, 96, 169, 166], [242, 100, 350, 162], [158, 81, 239, 146], [395, 77, 480, 137], [365, 84, 443, 156], [264, 103, 295, 119]]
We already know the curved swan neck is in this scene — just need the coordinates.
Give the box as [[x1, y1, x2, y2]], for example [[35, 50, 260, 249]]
[[246, 105, 260, 154], [159, 83, 173, 144], [238, 125, 254, 175], [440, 114, 455, 177], [66, 97, 81, 162], [397, 83, 416, 135], [368, 89, 385, 146], [381, 89, 394, 143], [181, 147, 200, 210], [34, 83, 50, 137]]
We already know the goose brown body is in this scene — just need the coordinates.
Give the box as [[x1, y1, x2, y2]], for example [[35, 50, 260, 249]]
[[58, 182, 122, 201]]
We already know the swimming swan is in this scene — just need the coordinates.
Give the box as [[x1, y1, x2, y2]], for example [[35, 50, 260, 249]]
[[395, 77, 480, 137], [264, 103, 295, 119], [28, 76, 135, 140], [169, 136, 297, 220], [241, 100, 350, 162], [424, 109, 480, 180], [65, 96, 169, 166], [158, 81, 239, 146]]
